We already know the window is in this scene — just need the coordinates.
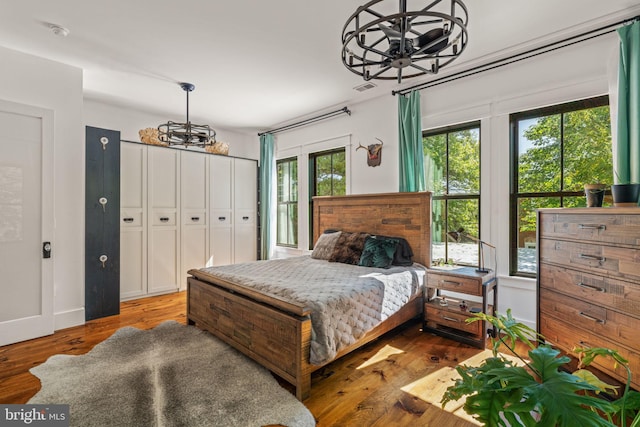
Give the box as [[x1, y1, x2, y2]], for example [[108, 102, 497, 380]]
[[424, 122, 481, 267], [276, 157, 298, 247], [510, 96, 612, 276], [309, 148, 346, 248]]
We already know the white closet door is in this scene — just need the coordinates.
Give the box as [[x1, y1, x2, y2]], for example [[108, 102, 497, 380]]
[[0, 102, 54, 346], [180, 151, 208, 288], [120, 142, 147, 299], [147, 146, 179, 293], [233, 158, 257, 263], [209, 155, 233, 266]]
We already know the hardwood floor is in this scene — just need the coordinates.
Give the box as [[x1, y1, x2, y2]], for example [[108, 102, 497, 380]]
[[0, 291, 483, 426]]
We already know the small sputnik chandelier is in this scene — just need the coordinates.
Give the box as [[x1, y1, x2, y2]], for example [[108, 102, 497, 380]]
[[158, 82, 217, 148], [341, 0, 469, 83]]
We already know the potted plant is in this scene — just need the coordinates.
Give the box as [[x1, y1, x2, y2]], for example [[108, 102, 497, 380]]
[[584, 183, 607, 207], [612, 171, 640, 207], [441, 309, 640, 427]]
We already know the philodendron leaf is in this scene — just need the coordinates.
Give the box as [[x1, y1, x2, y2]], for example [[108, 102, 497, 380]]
[[572, 369, 619, 395], [494, 347, 617, 427]]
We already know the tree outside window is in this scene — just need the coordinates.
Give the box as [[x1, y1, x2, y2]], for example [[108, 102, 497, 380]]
[[276, 157, 298, 247], [309, 148, 346, 248], [424, 122, 481, 267], [510, 96, 612, 276]]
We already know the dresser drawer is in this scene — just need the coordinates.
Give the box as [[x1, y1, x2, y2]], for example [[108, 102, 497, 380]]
[[539, 264, 640, 318], [539, 238, 640, 282], [539, 290, 640, 352], [540, 315, 640, 389], [426, 272, 482, 295], [425, 307, 481, 337], [538, 212, 640, 247]]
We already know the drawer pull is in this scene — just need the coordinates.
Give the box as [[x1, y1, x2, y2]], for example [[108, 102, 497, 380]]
[[218, 216, 226, 221], [441, 280, 462, 286], [160, 217, 170, 222], [442, 316, 460, 323], [242, 216, 249, 221], [576, 282, 606, 293], [579, 311, 606, 325], [578, 254, 606, 262], [578, 340, 594, 349], [578, 224, 606, 230], [191, 216, 200, 221], [123, 217, 134, 223]]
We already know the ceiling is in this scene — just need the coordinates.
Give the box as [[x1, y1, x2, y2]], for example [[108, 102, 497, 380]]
[[2, 1, 640, 134]]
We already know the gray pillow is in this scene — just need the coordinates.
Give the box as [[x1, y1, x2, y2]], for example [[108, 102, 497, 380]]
[[311, 231, 342, 260]]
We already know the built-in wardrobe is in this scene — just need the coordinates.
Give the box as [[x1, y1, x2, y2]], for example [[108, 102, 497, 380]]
[[119, 141, 258, 300]]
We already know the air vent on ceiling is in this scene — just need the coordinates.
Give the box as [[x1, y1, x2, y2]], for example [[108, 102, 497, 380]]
[[353, 82, 377, 92]]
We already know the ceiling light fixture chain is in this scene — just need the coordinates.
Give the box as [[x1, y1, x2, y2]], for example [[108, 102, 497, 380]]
[[341, 0, 469, 83], [158, 82, 217, 148]]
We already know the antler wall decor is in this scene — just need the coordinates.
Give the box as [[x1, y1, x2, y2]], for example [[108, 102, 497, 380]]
[[357, 138, 384, 167]]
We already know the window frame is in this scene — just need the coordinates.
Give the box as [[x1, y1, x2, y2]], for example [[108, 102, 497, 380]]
[[276, 156, 298, 248], [423, 120, 482, 267], [509, 95, 610, 277], [308, 147, 346, 249]]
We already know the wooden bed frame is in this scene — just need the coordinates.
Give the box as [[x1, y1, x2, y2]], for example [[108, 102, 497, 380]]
[[187, 192, 432, 400]]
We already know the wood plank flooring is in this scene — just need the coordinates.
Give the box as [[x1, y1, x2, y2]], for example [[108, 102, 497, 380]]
[[0, 291, 484, 426]]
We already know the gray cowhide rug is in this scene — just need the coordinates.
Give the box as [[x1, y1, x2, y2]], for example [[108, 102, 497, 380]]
[[29, 321, 315, 427]]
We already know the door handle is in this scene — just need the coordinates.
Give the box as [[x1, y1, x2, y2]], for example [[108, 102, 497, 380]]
[[43, 242, 52, 258]]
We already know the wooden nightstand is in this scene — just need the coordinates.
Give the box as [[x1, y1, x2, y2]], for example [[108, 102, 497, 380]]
[[423, 266, 497, 348]]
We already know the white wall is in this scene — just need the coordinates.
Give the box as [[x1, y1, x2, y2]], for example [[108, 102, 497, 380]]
[[0, 45, 85, 330], [83, 99, 259, 160], [272, 33, 619, 329]]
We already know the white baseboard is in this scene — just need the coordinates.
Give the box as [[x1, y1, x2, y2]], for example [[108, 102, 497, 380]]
[[54, 308, 85, 331]]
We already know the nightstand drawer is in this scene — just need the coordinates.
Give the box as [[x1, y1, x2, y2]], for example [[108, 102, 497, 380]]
[[425, 307, 481, 336], [427, 273, 482, 295]]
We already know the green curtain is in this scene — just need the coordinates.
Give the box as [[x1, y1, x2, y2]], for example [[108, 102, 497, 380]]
[[616, 20, 640, 184], [398, 91, 426, 192], [259, 133, 275, 259]]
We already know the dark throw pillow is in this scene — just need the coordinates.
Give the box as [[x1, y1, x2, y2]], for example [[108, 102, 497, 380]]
[[328, 232, 370, 265], [391, 237, 414, 266], [359, 236, 399, 268]]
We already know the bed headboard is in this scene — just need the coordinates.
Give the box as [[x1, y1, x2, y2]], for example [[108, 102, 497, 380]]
[[312, 192, 432, 267]]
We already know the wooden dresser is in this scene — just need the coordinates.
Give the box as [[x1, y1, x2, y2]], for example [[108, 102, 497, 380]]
[[537, 208, 640, 389]]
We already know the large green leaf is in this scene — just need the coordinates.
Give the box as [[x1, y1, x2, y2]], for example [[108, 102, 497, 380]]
[[490, 347, 616, 427]]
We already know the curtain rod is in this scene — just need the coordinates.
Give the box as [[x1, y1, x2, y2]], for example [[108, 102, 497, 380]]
[[258, 106, 351, 136], [393, 14, 640, 96]]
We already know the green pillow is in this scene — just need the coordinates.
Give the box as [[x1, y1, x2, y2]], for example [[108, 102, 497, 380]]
[[359, 236, 399, 268]]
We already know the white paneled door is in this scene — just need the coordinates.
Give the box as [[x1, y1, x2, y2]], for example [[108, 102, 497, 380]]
[[0, 101, 54, 346]]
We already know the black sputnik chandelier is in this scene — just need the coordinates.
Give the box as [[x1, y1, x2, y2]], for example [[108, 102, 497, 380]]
[[341, 0, 469, 83], [158, 82, 217, 147]]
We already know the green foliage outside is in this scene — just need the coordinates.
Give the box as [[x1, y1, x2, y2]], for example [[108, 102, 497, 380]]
[[424, 128, 480, 253], [276, 158, 298, 246], [314, 150, 346, 196], [517, 105, 612, 234]]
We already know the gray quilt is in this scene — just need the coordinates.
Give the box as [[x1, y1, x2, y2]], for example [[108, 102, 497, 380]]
[[196, 256, 426, 365]]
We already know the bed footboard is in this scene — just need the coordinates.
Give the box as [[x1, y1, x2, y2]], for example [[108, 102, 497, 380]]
[[187, 277, 314, 400]]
